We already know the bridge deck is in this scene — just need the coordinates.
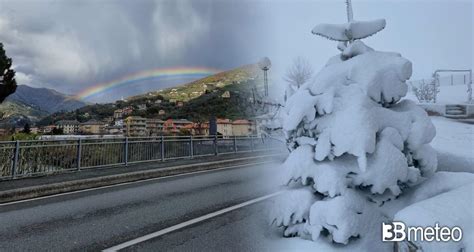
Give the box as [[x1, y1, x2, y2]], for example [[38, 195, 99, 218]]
[[0, 151, 281, 193]]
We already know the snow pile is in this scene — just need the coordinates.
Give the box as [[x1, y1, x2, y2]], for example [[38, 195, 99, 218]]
[[430, 116, 474, 173], [312, 19, 386, 42], [271, 22, 439, 248], [395, 182, 474, 251]]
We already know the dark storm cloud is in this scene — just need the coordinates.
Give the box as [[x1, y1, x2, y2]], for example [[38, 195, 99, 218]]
[[0, 0, 269, 102]]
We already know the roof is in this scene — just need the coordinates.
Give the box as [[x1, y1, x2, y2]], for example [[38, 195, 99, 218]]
[[125, 116, 146, 120], [56, 120, 80, 125], [80, 120, 104, 125], [232, 119, 252, 125], [216, 118, 232, 124], [173, 119, 193, 124], [105, 125, 122, 129], [146, 119, 165, 123], [179, 122, 209, 129]]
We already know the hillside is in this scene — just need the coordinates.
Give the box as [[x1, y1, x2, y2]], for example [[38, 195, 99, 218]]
[[0, 100, 49, 128], [128, 64, 260, 102], [38, 64, 264, 126], [7, 85, 87, 113]]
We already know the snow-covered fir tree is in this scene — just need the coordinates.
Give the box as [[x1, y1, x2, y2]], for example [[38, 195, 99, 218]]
[[271, 1, 437, 249]]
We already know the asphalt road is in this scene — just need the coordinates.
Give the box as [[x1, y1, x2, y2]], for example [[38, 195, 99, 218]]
[[0, 161, 281, 251]]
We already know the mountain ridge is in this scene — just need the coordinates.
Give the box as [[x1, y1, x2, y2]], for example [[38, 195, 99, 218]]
[[6, 85, 88, 114]]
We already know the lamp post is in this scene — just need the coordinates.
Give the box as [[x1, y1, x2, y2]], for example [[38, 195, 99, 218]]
[[258, 57, 271, 97]]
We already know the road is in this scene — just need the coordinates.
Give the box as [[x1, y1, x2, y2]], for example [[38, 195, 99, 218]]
[[0, 161, 282, 251]]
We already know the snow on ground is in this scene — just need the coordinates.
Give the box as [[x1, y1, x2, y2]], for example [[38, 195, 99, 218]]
[[394, 181, 474, 252], [430, 116, 473, 173]]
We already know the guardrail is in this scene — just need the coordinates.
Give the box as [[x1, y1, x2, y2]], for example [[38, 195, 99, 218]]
[[0, 135, 284, 180]]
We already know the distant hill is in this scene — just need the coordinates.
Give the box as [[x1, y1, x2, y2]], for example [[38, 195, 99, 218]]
[[7, 85, 87, 114], [128, 64, 260, 102], [0, 85, 87, 128], [38, 64, 263, 126], [0, 100, 49, 128]]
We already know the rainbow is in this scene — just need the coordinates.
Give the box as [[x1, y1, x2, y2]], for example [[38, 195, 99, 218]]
[[75, 66, 221, 100]]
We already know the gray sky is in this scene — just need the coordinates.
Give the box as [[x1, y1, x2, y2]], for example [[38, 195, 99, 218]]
[[0, 0, 270, 102], [0, 0, 471, 102], [261, 0, 472, 96]]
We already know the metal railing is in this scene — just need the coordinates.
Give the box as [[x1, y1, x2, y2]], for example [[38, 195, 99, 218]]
[[0, 135, 283, 180]]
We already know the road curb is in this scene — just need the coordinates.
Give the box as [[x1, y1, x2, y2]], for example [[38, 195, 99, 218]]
[[0, 154, 282, 204]]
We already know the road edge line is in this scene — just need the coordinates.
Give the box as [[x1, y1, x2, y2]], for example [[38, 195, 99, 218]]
[[0, 160, 277, 206], [103, 191, 282, 251]]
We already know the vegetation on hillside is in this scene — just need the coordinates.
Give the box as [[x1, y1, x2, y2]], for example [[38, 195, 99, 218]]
[[38, 79, 262, 126], [37, 64, 263, 126], [128, 64, 260, 102]]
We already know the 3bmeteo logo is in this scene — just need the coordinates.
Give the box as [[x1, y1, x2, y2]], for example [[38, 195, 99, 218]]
[[382, 222, 463, 242]]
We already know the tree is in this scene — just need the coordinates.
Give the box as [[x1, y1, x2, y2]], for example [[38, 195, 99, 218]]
[[284, 57, 313, 89], [271, 7, 437, 251], [22, 123, 31, 134], [51, 127, 64, 135], [0, 42, 17, 103]]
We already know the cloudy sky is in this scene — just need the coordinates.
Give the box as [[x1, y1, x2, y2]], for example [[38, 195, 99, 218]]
[[0, 0, 271, 102], [0, 0, 472, 103], [260, 0, 473, 97]]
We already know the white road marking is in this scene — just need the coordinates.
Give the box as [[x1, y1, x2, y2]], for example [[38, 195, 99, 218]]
[[103, 191, 282, 251], [0, 160, 275, 207]]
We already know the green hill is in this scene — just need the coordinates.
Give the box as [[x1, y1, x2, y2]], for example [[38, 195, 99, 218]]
[[0, 100, 49, 127], [38, 64, 263, 126], [128, 64, 260, 102]]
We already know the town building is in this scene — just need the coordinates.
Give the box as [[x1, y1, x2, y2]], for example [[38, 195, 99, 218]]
[[124, 116, 147, 137], [137, 104, 147, 111], [232, 119, 256, 136], [104, 117, 114, 124], [216, 119, 233, 137], [113, 109, 123, 119], [80, 120, 105, 135], [162, 119, 193, 134], [221, 91, 231, 98], [158, 110, 166, 115], [114, 119, 124, 127], [186, 122, 209, 136], [0, 128, 8, 136], [30, 127, 39, 134], [56, 120, 80, 135], [122, 106, 133, 116], [38, 125, 56, 134], [104, 125, 123, 135], [146, 119, 164, 136]]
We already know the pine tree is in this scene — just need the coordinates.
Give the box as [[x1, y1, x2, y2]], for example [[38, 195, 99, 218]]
[[22, 123, 31, 134], [271, 2, 437, 250], [0, 42, 17, 103]]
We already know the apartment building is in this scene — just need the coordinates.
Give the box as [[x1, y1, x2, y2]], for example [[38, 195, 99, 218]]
[[56, 120, 80, 135], [124, 116, 147, 137], [146, 119, 164, 136], [80, 120, 105, 135]]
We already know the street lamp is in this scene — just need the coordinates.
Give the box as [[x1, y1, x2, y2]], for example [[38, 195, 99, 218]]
[[258, 57, 271, 97]]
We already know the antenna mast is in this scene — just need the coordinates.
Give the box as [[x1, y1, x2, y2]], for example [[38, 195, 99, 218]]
[[346, 0, 354, 22]]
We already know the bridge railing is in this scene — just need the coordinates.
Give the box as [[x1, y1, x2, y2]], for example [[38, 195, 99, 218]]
[[0, 135, 284, 180]]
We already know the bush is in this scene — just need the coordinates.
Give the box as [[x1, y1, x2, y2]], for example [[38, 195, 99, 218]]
[[411, 79, 439, 103]]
